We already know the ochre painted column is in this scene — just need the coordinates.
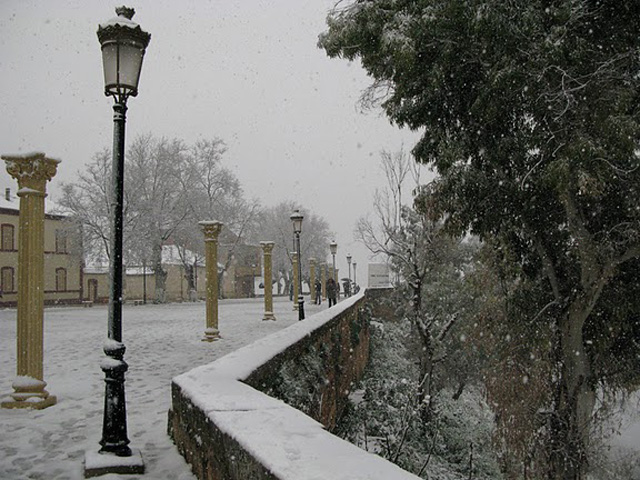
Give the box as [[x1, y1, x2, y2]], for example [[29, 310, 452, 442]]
[[200, 221, 223, 342], [260, 241, 276, 321], [309, 258, 316, 304], [2, 152, 59, 409], [321, 263, 327, 301], [292, 252, 299, 311]]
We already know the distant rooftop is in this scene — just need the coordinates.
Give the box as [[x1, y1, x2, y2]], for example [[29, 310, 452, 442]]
[[0, 187, 66, 216]]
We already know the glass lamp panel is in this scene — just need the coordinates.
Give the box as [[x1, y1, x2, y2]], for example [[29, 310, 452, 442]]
[[101, 43, 118, 92], [290, 211, 303, 233], [117, 42, 145, 92]]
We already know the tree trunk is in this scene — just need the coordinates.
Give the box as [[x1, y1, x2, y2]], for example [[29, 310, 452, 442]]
[[184, 264, 195, 291], [549, 304, 596, 480], [217, 269, 225, 299], [410, 279, 435, 423], [417, 328, 434, 423], [152, 243, 167, 303]]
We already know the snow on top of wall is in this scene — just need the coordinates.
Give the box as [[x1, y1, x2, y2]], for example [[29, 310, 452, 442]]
[[175, 292, 364, 388], [83, 265, 109, 275], [173, 291, 423, 480], [212, 408, 422, 480]]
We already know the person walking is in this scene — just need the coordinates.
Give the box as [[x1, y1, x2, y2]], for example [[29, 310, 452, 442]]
[[314, 279, 322, 304], [342, 279, 350, 297], [327, 277, 337, 307]]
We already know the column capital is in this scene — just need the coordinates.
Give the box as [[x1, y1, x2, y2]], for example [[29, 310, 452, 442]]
[[260, 241, 275, 254], [2, 152, 60, 193], [199, 221, 224, 241]]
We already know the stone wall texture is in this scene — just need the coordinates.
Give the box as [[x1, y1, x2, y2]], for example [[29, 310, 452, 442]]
[[168, 288, 421, 480]]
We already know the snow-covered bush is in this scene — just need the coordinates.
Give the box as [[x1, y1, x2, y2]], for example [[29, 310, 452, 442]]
[[336, 307, 502, 480], [268, 344, 328, 419]]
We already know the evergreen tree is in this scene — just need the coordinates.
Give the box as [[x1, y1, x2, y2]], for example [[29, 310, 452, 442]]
[[320, 2, 640, 478]]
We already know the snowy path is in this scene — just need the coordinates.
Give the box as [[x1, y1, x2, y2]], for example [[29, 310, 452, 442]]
[[0, 297, 325, 480]]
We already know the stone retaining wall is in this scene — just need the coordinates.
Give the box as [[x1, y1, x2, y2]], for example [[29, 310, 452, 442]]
[[168, 289, 421, 480]]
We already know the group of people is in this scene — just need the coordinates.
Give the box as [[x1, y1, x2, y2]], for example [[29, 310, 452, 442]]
[[313, 277, 358, 307], [290, 278, 357, 308]]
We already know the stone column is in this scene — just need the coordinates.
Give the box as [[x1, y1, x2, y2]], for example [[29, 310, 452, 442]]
[[292, 251, 299, 310], [200, 221, 223, 341], [260, 242, 276, 321], [321, 263, 327, 301], [353, 262, 357, 291], [309, 258, 316, 304], [1, 152, 59, 409]]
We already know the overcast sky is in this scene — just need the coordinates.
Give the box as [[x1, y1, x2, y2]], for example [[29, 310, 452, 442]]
[[0, 0, 422, 278]]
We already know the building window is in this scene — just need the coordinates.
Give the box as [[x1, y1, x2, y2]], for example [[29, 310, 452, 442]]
[[55, 229, 68, 254], [1, 267, 14, 294], [1, 224, 15, 251], [55, 268, 67, 292]]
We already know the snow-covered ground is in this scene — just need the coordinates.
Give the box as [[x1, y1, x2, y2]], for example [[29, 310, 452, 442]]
[[2, 296, 639, 480], [0, 297, 324, 480]]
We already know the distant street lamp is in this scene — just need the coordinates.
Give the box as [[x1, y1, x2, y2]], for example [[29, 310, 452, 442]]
[[91, 5, 150, 471], [291, 210, 304, 320], [329, 240, 338, 290], [346, 254, 352, 297]]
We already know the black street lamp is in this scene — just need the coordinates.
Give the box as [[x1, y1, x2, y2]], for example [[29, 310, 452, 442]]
[[329, 240, 340, 297], [291, 210, 304, 320], [346, 254, 352, 297], [329, 240, 337, 279], [96, 5, 150, 460]]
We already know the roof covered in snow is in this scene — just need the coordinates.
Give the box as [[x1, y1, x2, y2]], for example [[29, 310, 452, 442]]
[[0, 188, 66, 216]]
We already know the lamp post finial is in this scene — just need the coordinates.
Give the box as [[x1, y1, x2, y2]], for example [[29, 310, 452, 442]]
[[116, 6, 135, 19]]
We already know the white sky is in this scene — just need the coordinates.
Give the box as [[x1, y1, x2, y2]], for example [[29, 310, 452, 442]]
[[0, 0, 423, 277]]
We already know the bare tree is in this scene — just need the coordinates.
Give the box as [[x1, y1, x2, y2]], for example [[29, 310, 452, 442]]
[[59, 148, 135, 265], [60, 134, 257, 303], [250, 201, 333, 295], [356, 150, 470, 418], [126, 134, 190, 302]]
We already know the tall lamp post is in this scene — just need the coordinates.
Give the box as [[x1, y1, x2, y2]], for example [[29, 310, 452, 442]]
[[346, 254, 352, 297], [291, 210, 304, 320], [89, 6, 150, 473], [329, 241, 338, 285]]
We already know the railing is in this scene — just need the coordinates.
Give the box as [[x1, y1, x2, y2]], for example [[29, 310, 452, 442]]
[[168, 289, 421, 480]]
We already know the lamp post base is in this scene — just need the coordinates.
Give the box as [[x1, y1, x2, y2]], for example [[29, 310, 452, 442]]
[[262, 312, 277, 321], [202, 328, 220, 342], [298, 296, 305, 321], [84, 448, 144, 478]]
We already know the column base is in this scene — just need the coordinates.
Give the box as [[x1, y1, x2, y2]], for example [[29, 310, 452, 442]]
[[1, 392, 57, 410], [262, 312, 277, 321], [2, 377, 57, 410], [84, 448, 144, 478], [202, 327, 220, 342]]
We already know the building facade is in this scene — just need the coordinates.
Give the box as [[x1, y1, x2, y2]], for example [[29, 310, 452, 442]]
[[0, 188, 83, 307], [0, 185, 263, 307]]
